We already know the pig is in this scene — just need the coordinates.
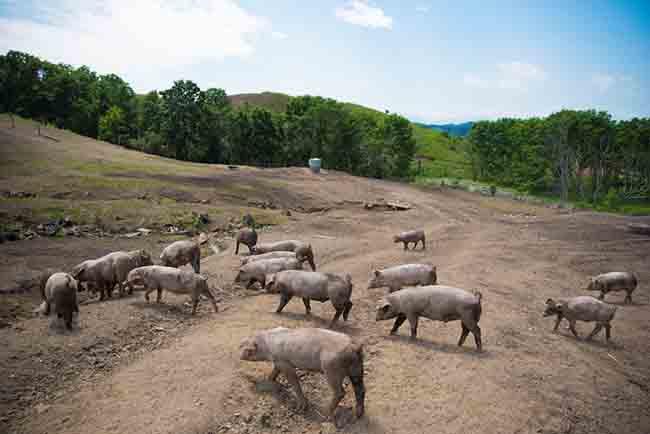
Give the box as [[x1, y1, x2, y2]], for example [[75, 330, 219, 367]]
[[234, 257, 303, 289], [253, 240, 316, 271], [241, 251, 298, 265], [240, 327, 365, 419], [71, 257, 115, 300], [586, 272, 638, 304], [126, 265, 218, 314], [266, 270, 353, 327], [103, 250, 153, 296], [235, 228, 258, 255], [376, 285, 483, 351], [368, 263, 437, 293], [544, 296, 617, 341], [43, 272, 79, 330], [393, 229, 426, 250], [160, 240, 201, 273]]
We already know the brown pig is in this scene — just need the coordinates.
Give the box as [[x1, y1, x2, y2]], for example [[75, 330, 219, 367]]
[[393, 229, 426, 250], [240, 327, 365, 419], [586, 272, 638, 303], [266, 270, 353, 327]]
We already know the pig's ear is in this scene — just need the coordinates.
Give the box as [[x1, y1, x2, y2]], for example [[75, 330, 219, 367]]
[[373, 270, 380, 277], [379, 301, 391, 312], [545, 298, 554, 305]]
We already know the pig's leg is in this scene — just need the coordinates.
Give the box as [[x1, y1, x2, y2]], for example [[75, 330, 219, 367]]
[[568, 320, 579, 338], [268, 365, 280, 382], [342, 301, 353, 321], [604, 323, 612, 341], [43, 301, 51, 316], [235, 241, 240, 255], [422, 238, 426, 250], [324, 367, 346, 418], [625, 291, 632, 304], [390, 314, 407, 335], [191, 290, 200, 315], [330, 309, 343, 328], [276, 293, 292, 313], [144, 285, 154, 302], [553, 314, 563, 332], [472, 324, 482, 351], [277, 362, 307, 412], [302, 298, 312, 315], [407, 314, 419, 340], [598, 291, 605, 300], [203, 287, 219, 313], [403, 242, 408, 251], [156, 286, 163, 303], [586, 323, 603, 341], [458, 323, 470, 347]]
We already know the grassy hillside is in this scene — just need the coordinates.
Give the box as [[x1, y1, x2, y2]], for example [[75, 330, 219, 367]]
[[0, 115, 289, 234], [228, 92, 472, 179]]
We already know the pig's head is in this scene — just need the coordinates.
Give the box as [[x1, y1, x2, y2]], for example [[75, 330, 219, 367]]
[[296, 245, 316, 271], [392, 235, 401, 243], [136, 250, 153, 267], [234, 268, 245, 283], [264, 273, 278, 292], [239, 337, 262, 361], [368, 270, 386, 289], [586, 277, 601, 291], [127, 269, 144, 287], [543, 298, 562, 317], [71, 262, 89, 282], [375, 299, 398, 321]]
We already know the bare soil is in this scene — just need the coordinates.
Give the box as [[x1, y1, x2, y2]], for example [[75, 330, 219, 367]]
[[1, 122, 649, 434]]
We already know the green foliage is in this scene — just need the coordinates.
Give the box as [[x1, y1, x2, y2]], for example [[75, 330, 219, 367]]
[[468, 110, 650, 207], [98, 106, 126, 143], [1, 50, 419, 179]]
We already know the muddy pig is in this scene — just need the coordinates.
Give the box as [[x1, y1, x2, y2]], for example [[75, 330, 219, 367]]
[[253, 240, 316, 270], [544, 296, 617, 341], [235, 228, 258, 255], [266, 270, 353, 327], [586, 272, 638, 304], [393, 229, 426, 250], [368, 263, 437, 293], [71, 257, 116, 300], [127, 266, 218, 314], [43, 272, 79, 330], [240, 327, 365, 419], [376, 285, 483, 351], [234, 257, 303, 289], [160, 239, 201, 273]]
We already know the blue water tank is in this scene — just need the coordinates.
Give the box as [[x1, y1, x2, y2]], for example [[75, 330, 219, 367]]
[[308, 158, 321, 173]]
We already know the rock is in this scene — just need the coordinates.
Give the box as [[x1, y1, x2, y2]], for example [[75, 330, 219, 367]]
[[283, 210, 292, 217], [35, 403, 50, 414], [122, 232, 141, 239], [627, 223, 650, 236], [198, 213, 210, 224], [136, 228, 152, 235], [200, 199, 209, 204]]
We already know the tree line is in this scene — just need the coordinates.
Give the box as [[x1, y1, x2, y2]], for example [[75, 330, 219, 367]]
[[468, 110, 650, 204], [0, 50, 416, 179]]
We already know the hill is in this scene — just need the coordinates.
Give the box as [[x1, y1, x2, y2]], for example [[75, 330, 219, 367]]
[[227, 92, 291, 113], [417, 121, 474, 137], [227, 92, 472, 178]]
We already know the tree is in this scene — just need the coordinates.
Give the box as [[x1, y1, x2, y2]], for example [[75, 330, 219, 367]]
[[98, 106, 127, 144], [160, 80, 202, 160]]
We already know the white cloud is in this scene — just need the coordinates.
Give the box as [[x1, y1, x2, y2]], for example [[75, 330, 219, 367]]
[[415, 5, 430, 13], [335, 1, 393, 29], [0, 0, 269, 91], [463, 73, 489, 89], [463, 61, 547, 91], [591, 73, 633, 92], [271, 31, 288, 40], [496, 61, 547, 90]]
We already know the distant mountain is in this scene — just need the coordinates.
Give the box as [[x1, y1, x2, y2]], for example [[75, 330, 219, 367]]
[[417, 122, 473, 137]]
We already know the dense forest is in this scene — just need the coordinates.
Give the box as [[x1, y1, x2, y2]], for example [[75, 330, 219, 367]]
[[0, 50, 415, 179], [468, 111, 650, 205]]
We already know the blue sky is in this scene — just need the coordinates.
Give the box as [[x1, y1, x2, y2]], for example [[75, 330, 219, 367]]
[[1, 0, 648, 122]]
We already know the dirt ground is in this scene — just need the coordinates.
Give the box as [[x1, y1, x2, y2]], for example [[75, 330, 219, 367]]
[[1, 163, 650, 434]]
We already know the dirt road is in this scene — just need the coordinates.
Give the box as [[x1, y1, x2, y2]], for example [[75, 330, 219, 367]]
[[2, 172, 649, 434]]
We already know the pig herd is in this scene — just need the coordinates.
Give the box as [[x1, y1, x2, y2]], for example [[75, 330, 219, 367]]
[[37, 226, 641, 423]]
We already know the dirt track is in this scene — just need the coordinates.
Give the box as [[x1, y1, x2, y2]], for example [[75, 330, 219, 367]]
[[1, 169, 650, 434]]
